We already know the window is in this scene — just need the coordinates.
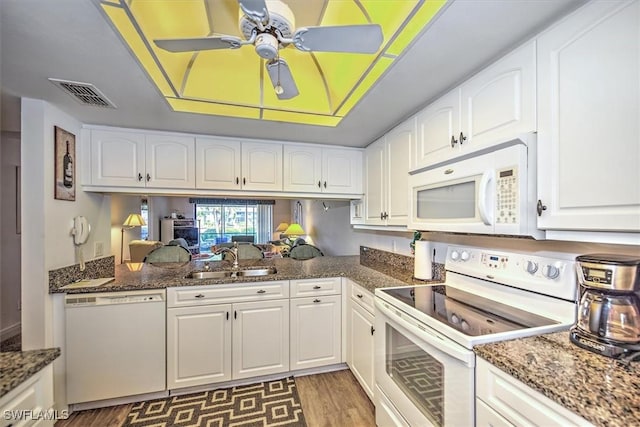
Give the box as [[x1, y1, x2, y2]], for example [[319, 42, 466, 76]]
[[140, 198, 149, 240], [192, 199, 273, 253]]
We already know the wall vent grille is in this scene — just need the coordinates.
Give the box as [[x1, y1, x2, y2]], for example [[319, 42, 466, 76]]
[[48, 78, 117, 108]]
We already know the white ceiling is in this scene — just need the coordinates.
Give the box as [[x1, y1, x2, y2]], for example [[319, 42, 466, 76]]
[[0, 0, 584, 148]]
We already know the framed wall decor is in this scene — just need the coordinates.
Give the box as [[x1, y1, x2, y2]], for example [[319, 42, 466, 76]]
[[54, 126, 76, 201]]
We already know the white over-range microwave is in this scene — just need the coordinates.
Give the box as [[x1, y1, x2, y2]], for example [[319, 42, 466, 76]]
[[408, 133, 544, 239]]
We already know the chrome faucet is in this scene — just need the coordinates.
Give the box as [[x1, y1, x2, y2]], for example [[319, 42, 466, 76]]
[[213, 242, 239, 269]]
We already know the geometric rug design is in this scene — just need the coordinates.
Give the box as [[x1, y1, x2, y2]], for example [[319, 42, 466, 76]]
[[123, 377, 306, 427]]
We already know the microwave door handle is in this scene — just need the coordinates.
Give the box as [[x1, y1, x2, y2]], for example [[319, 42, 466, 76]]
[[478, 170, 495, 226]]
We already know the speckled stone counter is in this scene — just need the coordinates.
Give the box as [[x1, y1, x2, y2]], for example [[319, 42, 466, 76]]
[[474, 332, 640, 426], [50, 256, 422, 294], [0, 348, 60, 398]]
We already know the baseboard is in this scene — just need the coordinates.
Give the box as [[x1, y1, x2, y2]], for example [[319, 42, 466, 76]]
[[69, 390, 170, 412], [1, 322, 21, 341]]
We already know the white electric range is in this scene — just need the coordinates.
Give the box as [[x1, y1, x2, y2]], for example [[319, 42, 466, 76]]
[[374, 245, 578, 427]]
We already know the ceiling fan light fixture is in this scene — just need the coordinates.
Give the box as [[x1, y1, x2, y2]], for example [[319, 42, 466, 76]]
[[255, 33, 279, 60]]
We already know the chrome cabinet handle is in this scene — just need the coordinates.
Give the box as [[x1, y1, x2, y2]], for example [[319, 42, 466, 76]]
[[313, 299, 321, 303], [195, 294, 205, 298], [318, 181, 321, 188], [459, 131, 467, 145], [146, 173, 151, 182], [226, 311, 229, 320], [537, 199, 547, 216], [313, 285, 321, 290], [380, 212, 384, 220], [236, 177, 239, 185], [323, 181, 327, 188], [371, 326, 375, 335], [451, 135, 458, 147], [257, 289, 266, 294], [243, 177, 246, 185], [356, 294, 363, 298], [138, 173, 143, 181]]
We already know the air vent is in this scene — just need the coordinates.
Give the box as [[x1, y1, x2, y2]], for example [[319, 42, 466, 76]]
[[48, 78, 116, 108]]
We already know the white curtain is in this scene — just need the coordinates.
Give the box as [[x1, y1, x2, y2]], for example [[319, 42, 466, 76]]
[[257, 204, 273, 243]]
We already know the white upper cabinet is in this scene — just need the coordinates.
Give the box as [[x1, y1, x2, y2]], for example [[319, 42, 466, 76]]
[[196, 139, 282, 191], [413, 40, 536, 171], [364, 119, 414, 226], [283, 145, 362, 194], [460, 39, 536, 151], [195, 137, 242, 190], [241, 142, 283, 191], [536, 0, 640, 233], [90, 130, 145, 187], [90, 130, 195, 188]]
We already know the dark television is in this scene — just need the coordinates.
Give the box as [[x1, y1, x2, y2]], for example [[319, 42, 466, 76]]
[[173, 227, 199, 248]]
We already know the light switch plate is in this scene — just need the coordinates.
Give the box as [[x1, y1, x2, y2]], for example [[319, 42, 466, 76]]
[[94, 241, 104, 257]]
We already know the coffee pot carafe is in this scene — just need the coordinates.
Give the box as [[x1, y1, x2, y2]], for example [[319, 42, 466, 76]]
[[570, 254, 640, 358]]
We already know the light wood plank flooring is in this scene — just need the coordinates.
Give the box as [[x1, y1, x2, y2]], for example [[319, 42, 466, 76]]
[[55, 369, 375, 427]]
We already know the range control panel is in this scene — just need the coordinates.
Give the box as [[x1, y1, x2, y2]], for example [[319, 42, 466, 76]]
[[446, 246, 577, 301]]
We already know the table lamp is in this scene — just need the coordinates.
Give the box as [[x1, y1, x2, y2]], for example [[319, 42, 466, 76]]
[[121, 213, 146, 264]]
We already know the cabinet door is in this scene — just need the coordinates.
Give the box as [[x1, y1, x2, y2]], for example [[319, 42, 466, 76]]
[[364, 138, 386, 224], [322, 148, 363, 194], [290, 295, 342, 370], [385, 119, 413, 226], [90, 130, 145, 187], [460, 39, 536, 152], [195, 137, 242, 190], [145, 134, 195, 188], [537, 0, 640, 232], [415, 88, 460, 169], [232, 299, 289, 379], [241, 142, 283, 191], [167, 304, 232, 389], [283, 145, 322, 192], [347, 299, 375, 400]]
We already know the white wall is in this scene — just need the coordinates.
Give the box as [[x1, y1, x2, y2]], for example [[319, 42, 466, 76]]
[[21, 98, 111, 350]]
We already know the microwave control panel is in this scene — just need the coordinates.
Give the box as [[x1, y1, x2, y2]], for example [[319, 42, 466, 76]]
[[496, 167, 519, 224]]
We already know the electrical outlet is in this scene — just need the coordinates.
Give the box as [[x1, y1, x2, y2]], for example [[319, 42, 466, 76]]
[[94, 241, 104, 257]]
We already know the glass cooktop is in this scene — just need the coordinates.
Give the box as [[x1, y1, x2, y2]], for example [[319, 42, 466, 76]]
[[379, 285, 558, 337]]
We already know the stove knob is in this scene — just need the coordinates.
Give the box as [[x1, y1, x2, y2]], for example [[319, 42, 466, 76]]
[[543, 264, 560, 279], [460, 320, 470, 332], [524, 260, 538, 275], [460, 251, 470, 261], [450, 250, 460, 261], [451, 313, 460, 324]]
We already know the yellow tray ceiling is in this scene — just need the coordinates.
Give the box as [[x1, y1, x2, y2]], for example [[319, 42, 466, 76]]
[[100, 0, 447, 126]]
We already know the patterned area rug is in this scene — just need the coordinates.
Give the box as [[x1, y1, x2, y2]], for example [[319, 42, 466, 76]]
[[123, 377, 307, 427]]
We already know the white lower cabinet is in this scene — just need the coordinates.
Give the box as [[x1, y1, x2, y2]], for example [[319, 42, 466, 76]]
[[476, 358, 593, 427], [346, 280, 375, 400], [289, 277, 342, 371], [0, 364, 54, 427], [166, 282, 290, 389]]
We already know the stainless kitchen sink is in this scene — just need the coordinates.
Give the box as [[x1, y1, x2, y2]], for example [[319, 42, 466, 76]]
[[186, 267, 277, 279]]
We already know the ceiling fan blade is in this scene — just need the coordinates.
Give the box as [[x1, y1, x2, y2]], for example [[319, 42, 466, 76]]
[[154, 35, 243, 52], [292, 24, 383, 54], [266, 59, 299, 100], [238, 0, 269, 26]]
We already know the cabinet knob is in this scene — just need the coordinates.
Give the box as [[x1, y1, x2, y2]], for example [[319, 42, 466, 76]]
[[318, 180, 321, 188], [323, 181, 327, 188], [236, 177, 239, 185], [459, 132, 467, 145], [257, 289, 266, 294], [371, 326, 375, 335], [380, 212, 384, 220], [451, 135, 458, 147], [356, 294, 363, 298], [313, 299, 321, 303], [243, 177, 246, 185], [226, 311, 229, 320], [146, 173, 151, 182], [313, 285, 321, 290], [537, 199, 547, 216], [138, 173, 143, 181], [195, 294, 205, 298]]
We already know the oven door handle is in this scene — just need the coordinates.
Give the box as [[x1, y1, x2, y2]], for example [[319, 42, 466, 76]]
[[376, 299, 475, 367]]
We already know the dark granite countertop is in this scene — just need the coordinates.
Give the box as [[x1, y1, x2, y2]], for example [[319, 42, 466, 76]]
[[50, 255, 438, 294], [474, 332, 640, 427], [0, 348, 61, 398]]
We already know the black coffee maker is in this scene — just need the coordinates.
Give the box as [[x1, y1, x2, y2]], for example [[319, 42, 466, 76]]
[[570, 254, 640, 358]]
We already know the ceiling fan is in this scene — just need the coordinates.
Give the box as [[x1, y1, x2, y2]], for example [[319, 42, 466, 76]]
[[154, 0, 384, 100]]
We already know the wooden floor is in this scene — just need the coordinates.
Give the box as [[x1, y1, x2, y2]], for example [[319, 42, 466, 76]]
[[55, 369, 375, 427]]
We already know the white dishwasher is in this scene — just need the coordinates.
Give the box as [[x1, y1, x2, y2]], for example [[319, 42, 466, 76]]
[[65, 289, 166, 404]]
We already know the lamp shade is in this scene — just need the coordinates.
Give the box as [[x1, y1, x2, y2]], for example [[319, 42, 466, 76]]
[[284, 223, 305, 237], [123, 213, 146, 227], [274, 222, 289, 232]]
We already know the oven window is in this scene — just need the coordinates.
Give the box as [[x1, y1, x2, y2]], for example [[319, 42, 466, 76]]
[[416, 181, 475, 220], [386, 324, 444, 427]]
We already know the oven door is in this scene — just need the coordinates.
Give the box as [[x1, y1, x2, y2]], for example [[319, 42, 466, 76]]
[[408, 150, 496, 234], [375, 298, 475, 427]]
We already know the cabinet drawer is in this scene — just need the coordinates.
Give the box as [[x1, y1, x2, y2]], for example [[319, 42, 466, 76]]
[[167, 281, 289, 308], [290, 277, 341, 298], [476, 358, 592, 427], [350, 282, 374, 314]]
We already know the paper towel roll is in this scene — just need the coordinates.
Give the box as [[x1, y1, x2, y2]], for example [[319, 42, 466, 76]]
[[414, 240, 433, 280]]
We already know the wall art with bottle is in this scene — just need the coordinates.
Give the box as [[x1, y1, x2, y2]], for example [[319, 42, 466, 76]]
[[54, 125, 75, 201]]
